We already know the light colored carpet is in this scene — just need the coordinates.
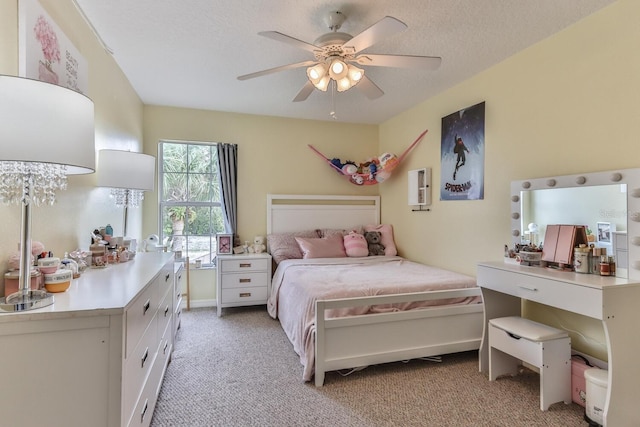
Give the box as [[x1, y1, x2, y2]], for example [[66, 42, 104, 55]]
[[150, 306, 586, 427]]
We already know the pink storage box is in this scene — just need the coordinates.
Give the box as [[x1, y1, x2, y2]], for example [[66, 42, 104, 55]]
[[572, 355, 598, 407]]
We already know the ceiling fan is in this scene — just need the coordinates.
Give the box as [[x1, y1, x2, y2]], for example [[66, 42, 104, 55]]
[[237, 11, 442, 102]]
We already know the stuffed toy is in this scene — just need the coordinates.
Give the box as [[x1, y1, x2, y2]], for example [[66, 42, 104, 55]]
[[343, 231, 368, 257], [364, 231, 385, 256], [252, 235, 266, 253]]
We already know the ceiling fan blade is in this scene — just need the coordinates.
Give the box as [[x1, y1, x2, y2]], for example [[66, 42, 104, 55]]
[[292, 81, 315, 102], [237, 60, 317, 81], [258, 31, 318, 53], [354, 54, 442, 70], [356, 76, 384, 100], [343, 16, 407, 54]]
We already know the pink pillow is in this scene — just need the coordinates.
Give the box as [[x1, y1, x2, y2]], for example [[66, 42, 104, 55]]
[[364, 224, 397, 256], [295, 234, 346, 259], [343, 232, 368, 257], [267, 230, 319, 264]]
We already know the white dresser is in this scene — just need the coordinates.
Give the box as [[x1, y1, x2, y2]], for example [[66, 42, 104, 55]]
[[0, 252, 175, 427], [216, 253, 272, 316], [477, 261, 640, 426]]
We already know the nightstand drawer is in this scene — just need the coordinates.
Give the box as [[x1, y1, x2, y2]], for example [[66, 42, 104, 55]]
[[221, 286, 268, 304], [221, 272, 268, 289], [220, 258, 268, 273]]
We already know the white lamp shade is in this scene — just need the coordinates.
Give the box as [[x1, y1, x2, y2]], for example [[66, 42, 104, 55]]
[[97, 149, 155, 191], [0, 75, 95, 174]]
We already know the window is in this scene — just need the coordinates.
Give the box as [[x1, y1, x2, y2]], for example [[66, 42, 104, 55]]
[[159, 141, 226, 265]]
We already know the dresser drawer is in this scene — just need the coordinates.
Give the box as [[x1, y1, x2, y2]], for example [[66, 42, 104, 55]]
[[477, 266, 603, 319], [157, 265, 173, 303], [125, 281, 157, 358], [157, 286, 172, 341], [220, 258, 268, 273], [221, 286, 268, 304], [220, 272, 268, 289], [123, 314, 158, 423]]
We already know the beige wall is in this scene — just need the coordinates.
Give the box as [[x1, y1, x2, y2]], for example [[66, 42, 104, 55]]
[[379, 0, 637, 361], [0, 0, 144, 292], [142, 106, 378, 242]]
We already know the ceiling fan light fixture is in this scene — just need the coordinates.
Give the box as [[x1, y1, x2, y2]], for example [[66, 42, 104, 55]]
[[347, 64, 364, 83], [336, 77, 352, 92], [315, 75, 331, 91], [329, 59, 348, 80], [307, 63, 327, 82]]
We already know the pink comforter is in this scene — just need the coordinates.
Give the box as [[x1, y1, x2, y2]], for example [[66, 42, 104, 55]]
[[267, 256, 480, 382]]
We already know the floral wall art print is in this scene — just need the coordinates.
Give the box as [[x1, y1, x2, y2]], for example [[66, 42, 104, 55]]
[[440, 101, 485, 201], [19, 0, 88, 94]]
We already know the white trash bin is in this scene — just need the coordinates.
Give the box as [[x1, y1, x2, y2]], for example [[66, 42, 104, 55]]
[[584, 368, 608, 427]]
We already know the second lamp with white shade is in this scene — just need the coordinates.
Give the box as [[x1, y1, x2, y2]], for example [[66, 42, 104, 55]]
[[97, 149, 155, 237]]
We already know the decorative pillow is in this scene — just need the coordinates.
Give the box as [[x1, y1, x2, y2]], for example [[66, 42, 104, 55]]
[[318, 226, 364, 238], [364, 224, 397, 256], [295, 234, 346, 259], [267, 230, 319, 264], [343, 231, 369, 257]]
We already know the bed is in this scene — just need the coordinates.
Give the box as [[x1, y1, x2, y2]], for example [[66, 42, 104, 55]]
[[266, 194, 484, 386]]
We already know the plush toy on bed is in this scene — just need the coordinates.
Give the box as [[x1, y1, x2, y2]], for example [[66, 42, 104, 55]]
[[343, 231, 369, 257], [364, 231, 386, 256]]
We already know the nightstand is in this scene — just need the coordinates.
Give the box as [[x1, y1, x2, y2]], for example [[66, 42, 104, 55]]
[[216, 253, 272, 316]]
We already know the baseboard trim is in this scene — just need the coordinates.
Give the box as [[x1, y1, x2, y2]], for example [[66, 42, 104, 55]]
[[181, 299, 217, 310]]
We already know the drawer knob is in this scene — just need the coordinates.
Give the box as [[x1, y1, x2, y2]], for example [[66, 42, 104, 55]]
[[143, 299, 151, 315], [239, 278, 251, 283], [518, 285, 538, 292], [239, 263, 252, 268], [239, 292, 252, 298]]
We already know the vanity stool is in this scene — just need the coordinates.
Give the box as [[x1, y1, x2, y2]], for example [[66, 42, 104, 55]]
[[488, 316, 571, 411]]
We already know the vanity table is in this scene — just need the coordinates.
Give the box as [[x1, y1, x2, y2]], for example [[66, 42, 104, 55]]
[[478, 168, 640, 426], [0, 252, 175, 427], [478, 261, 640, 425]]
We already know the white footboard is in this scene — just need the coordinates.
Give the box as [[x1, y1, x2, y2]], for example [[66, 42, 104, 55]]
[[314, 288, 484, 386]]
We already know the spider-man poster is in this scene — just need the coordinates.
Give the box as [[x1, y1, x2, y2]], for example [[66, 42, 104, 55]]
[[440, 101, 485, 200]]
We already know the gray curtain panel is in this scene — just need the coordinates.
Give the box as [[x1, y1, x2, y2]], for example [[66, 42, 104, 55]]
[[217, 143, 239, 246]]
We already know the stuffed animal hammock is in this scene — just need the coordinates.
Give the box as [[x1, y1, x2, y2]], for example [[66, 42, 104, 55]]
[[308, 129, 427, 185]]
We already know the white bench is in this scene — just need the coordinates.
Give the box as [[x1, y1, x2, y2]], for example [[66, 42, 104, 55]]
[[488, 316, 571, 411]]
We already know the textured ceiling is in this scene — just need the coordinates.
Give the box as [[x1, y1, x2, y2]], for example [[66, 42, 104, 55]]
[[73, 0, 617, 124]]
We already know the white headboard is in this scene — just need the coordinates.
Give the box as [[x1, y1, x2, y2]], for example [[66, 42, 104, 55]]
[[267, 194, 380, 234]]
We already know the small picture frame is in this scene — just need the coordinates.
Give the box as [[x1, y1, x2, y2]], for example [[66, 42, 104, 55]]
[[216, 233, 233, 255], [596, 222, 614, 244]]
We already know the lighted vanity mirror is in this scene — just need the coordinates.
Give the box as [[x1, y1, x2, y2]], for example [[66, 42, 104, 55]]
[[510, 168, 640, 280]]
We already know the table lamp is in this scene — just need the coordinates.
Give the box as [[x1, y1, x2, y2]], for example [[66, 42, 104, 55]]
[[97, 149, 155, 237], [0, 75, 95, 312]]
